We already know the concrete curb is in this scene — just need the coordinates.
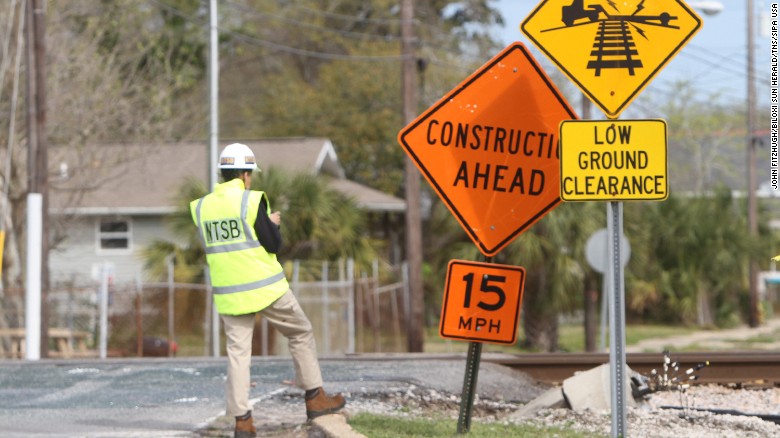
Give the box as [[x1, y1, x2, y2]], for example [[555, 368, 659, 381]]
[[312, 413, 366, 438]]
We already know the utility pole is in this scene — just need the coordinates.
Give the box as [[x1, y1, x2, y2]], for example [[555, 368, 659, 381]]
[[747, 0, 759, 328], [208, 0, 220, 358], [400, 0, 424, 352], [26, 0, 49, 356]]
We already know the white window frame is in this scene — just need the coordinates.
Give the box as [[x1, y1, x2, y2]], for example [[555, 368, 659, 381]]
[[96, 217, 132, 254]]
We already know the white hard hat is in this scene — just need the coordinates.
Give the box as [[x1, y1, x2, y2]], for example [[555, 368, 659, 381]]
[[219, 143, 258, 170]]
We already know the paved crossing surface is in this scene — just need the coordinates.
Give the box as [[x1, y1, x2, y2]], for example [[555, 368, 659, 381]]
[[0, 355, 547, 437], [7, 318, 777, 437]]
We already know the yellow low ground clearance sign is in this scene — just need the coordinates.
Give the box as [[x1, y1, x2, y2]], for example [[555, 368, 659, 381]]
[[559, 119, 667, 201]]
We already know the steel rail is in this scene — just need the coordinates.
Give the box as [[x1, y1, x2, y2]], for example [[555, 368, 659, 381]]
[[481, 351, 780, 385], [343, 351, 780, 386]]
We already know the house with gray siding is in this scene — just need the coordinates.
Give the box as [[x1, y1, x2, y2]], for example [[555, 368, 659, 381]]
[[48, 139, 405, 287]]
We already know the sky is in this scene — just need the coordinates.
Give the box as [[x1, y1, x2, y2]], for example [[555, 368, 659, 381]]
[[491, 0, 773, 115]]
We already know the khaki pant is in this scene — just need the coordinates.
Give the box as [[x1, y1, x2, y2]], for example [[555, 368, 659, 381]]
[[221, 289, 323, 416]]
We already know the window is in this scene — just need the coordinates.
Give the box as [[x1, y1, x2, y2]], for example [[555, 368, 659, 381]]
[[97, 219, 131, 253]]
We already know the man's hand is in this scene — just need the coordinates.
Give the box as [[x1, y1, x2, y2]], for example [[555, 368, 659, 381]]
[[269, 211, 281, 225]]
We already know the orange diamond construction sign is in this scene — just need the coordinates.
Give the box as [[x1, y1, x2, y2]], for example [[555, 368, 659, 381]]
[[397, 43, 577, 256], [521, 0, 702, 118]]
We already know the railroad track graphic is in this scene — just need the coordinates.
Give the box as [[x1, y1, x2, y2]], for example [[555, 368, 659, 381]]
[[588, 20, 642, 76], [541, 0, 681, 77]]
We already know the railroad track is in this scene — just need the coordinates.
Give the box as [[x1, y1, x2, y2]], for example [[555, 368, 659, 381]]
[[587, 19, 643, 76], [483, 351, 780, 386]]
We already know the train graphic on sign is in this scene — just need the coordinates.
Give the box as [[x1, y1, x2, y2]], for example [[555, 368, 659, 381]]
[[544, 0, 681, 76]]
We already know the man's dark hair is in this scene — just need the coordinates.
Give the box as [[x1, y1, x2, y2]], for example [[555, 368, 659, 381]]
[[220, 169, 251, 182]]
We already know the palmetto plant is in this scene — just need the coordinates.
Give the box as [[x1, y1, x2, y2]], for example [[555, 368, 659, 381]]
[[500, 202, 603, 351], [625, 186, 764, 327]]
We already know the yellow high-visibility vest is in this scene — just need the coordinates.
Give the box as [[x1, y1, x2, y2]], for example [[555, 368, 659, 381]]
[[190, 178, 289, 315]]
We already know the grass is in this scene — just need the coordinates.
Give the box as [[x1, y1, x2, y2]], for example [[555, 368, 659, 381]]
[[720, 326, 780, 349], [348, 413, 601, 438], [623, 325, 696, 345]]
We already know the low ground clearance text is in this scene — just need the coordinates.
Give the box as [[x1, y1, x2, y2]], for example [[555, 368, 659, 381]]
[[562, 124, 665, 198]]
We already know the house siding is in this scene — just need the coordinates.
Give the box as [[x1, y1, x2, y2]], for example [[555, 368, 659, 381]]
[[47, 139, 405, 289], [50, 215, 184, 287]]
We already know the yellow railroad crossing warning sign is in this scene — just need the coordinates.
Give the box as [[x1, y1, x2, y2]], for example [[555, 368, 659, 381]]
[[559, 119, 668, 201], [521, 0, 701, 118]]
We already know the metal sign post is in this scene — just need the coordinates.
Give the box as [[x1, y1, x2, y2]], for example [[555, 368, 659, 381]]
[[457, 341, 482, 434], [440, 258, 526, 434], [607, 201, 627, 437]]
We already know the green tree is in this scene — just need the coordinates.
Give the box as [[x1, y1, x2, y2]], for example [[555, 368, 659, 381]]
[[627, 80, 775, 327], [636, 80, 744, 194], [215, 0, 504, 194], [0, 0, 207, 292], [501, 202, 603, 351], [624, 188, 771, 327]]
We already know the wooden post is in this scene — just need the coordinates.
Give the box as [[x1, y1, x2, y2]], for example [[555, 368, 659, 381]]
[[400, 0, 424, 353]]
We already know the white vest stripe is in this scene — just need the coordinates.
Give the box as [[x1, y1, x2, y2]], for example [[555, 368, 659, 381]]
[[203, 241, 261, 254], [212, 271, 286, 295], [239, 190, 254, 237], [194, 197, 206, 246]]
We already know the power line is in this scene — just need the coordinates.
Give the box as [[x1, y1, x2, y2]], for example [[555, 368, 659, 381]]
[[289, 1, 481, 37], [679, 46, 768, 85], [221, 0, 404, 42], [149, 0, 406, 62], [149, 0, 486, 70], [223, 26, 405, 61], [687, 43, 749, 70], [288, 3, 405, 25]]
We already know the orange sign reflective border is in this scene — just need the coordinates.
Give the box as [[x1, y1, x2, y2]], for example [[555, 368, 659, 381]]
[[439, 260, 526, 345], [398, 43, 577, 256]]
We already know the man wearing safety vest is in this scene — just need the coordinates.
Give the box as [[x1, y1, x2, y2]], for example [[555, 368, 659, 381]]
[[190, 143, 345, 437]]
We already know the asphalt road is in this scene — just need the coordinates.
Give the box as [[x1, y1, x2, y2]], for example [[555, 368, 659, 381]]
[[0, 358, 229, 437], [0, 354, 549, 437]]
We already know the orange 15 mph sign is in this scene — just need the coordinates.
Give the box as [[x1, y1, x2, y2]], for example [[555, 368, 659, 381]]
[[440, 260, 526, 345]]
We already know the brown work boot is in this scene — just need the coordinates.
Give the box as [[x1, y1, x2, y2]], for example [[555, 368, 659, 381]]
[[234, 410, 256, 438], [305, 387, 346, 419]]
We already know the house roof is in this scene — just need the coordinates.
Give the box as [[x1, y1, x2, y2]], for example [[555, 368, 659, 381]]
[[49, 139, 405, 215]]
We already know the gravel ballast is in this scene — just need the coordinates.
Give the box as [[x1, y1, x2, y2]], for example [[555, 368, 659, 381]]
[[338, 383, 780, 437]]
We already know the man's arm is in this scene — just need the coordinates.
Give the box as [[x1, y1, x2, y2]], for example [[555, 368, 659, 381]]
[[254, 197, 282, 253]]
